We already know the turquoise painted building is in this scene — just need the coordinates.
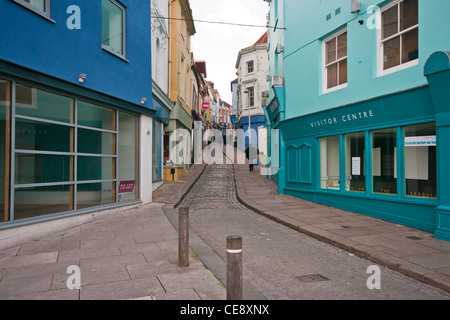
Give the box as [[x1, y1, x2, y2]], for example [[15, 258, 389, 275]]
[[265, 0, 450, 241]]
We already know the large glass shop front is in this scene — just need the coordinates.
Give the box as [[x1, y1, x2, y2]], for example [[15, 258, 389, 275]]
[[320, 122, 437, 199], [0, 79, 139, 224]]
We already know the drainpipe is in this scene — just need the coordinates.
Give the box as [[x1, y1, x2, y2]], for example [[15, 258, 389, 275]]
[[262, 106, 271, 179], [273, 78, 285, 194]]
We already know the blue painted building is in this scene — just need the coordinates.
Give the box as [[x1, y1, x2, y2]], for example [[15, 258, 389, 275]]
[[0, 0, 161, 228], [266, 0, 450, 241]]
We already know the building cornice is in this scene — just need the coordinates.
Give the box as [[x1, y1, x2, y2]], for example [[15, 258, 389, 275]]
[[235, 43, 269, 69], [180, 0, 196, 36]]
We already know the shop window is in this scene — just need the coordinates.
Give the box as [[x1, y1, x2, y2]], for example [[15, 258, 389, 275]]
[[15, 154, 72, 184], [15, 84, 74, 124], [404, 123, 436, 199], [77, 128, 115, 155], [153, 120, 162, 181], [77, 182, 115, 209], [320, 135, 340, 190], [3, 81, 141, 224], [15, 119, 72, 153], [102, 0, 126, 57], [14, 185, 72, 220], [372, 128, 397, 195], [77, 101, 115, 131], [14, 84, 75, 220], [118, 112, 138, 202], [0, 80, 11, 222], [77, 156, 115, 181], [345, 132, 365, 192], [323, 29, 347, 92], [380, 0, 418, 74]]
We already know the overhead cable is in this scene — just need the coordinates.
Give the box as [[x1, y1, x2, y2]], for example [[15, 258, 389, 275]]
[[151, 16, 286, 30]]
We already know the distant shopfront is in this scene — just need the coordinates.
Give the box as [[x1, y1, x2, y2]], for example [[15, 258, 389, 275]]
[[0, 75, 152, 228], [279, 79, 449, 240]]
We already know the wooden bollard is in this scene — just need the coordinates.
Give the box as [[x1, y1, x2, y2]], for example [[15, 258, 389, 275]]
[[226, 235, 243, 300], [178, 207, 189, 267]]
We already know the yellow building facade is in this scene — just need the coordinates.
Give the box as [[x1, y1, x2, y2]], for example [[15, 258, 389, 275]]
[[164, 0, 196, 176]]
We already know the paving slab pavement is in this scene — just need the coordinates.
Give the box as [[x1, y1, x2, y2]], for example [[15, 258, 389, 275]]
[[0, 197, 225, 300]]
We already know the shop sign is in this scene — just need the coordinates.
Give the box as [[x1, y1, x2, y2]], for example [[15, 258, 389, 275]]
[[405, 136, 436, 147], [202, 102, 210, 110], [310, 110, 375, 129], [119, 180, 135, 193]]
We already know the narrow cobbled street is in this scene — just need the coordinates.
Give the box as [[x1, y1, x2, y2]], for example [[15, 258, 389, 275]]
[[177, 160, 450, 299]]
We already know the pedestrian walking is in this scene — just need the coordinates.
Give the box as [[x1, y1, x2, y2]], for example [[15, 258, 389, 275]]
[[246, 144, 257, 172]]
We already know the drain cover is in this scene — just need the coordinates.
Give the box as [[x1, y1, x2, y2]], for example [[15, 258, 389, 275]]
[[406, 236, 422, 240], [296, 274, 330, 283]]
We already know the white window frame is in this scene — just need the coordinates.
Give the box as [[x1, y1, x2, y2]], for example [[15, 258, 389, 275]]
[[101, 0, 127, 60], [247, 86, 255, 108], [12, 0, 52, 20], [247, 60, 255, 74], [322, 28, 348, 94], [377, 0, 419, 77]]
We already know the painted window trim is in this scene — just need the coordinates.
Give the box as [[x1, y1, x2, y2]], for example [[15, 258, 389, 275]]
[[377, 0, 419, 77], [11, 0, 54, 22], [101, 0, 127, 60], [322, 27, 348, 94]]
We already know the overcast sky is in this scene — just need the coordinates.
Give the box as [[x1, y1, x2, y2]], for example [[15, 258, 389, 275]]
[[189, 0, 269, 104]]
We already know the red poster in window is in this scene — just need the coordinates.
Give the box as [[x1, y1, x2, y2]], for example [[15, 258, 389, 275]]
[[119, 180, 135, 193]]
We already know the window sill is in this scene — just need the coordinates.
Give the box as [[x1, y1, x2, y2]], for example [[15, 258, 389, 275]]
[[322, 83, 348, 94], [378, 59, 419, 77], [12, 0, 55, 23], [102, 46, 129, 63]]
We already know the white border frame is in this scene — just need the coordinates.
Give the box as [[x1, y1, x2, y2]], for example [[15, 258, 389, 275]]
[[377, 0, 419, 77], [246, 60, 255, 75], [322, 27, 348, 94]]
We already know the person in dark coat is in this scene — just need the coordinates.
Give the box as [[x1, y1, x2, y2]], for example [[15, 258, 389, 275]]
[[246, 144, 257, 172]]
